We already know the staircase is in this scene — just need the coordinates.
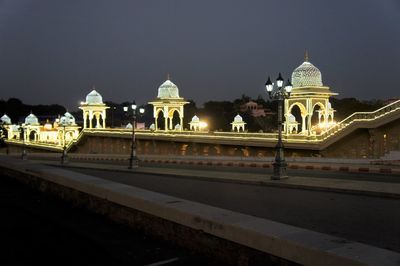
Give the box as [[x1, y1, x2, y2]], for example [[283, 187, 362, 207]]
[[317, 99, 400, 147]]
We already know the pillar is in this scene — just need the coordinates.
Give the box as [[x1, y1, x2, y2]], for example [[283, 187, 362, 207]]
[[96, 113, 100, 128], [301, 114, 306, 133], [169, 116, 173, 130], [89, 111, 93, 129], [180, 116, 183, 131], [83, 112, 87, 129]]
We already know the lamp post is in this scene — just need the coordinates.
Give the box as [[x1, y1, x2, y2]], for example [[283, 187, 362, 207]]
[[111, 106, 116, 128], [20, 126, 27, 160], [61, 124, 68, 165], [124, 102, 145, 169], [265, 73, 292, 180]]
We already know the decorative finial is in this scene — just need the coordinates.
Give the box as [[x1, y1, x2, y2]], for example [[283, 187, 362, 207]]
[[167, 72, 170, 80], [304, 49, 309, 62], [92, 84, 96, 90]]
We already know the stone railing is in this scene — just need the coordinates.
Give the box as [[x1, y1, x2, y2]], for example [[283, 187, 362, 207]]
[[317, 99, 400, 140]]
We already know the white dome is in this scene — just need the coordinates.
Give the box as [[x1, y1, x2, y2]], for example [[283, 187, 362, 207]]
[[157, 79, 180, 98], [291, 61, 323, 88], [126, 123, 133, 129], [191, 115, 199, 122], [85, 89, 103, 104], [233, 114, 243, 122], [1, 114, 11, 125], [287, 114, 296, 123], [25, 113, 39, 125], [59, 112, 76, 126]]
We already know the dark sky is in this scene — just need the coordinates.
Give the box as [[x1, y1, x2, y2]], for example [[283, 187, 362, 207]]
[[0, 0, 399, 110]]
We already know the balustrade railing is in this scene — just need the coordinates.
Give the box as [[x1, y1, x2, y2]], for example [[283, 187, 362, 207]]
[[317, 99, 400, 140]]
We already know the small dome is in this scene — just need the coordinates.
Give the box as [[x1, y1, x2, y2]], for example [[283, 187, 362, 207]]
[[126, 123, 133, 129], [59, 112, 76, 126], [85, 89, 103, 104], [25, 113, 39, 125], [287, 114, 296, 123], [64, 112, 73, 118], [157, 79, 180, 98], [233, 114, 243, 122], [1, 114, 11, 125], [191, 115, 199, 122], [291, 61, 323, 88]]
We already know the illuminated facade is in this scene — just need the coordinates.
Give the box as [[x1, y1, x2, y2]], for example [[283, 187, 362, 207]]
[[5, 112, 80, 145], [79, 89, 109, 129], [148, 78, 189, 131], [284, 52, 337, 135]]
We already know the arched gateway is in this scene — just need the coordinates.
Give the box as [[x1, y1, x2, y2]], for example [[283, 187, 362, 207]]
[[148, 77, 189, 131], [284, 52, 337, 135]]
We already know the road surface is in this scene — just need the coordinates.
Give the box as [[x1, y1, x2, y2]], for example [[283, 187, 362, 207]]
[[70, 167, 400, 253]]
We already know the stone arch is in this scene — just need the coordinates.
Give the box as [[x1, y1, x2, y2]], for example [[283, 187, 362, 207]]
[[29, 130, 38, 141], [168, 108, 182, 130], [286, 102, 307, 134], [84, 112, 90, 128], [311, 102, 325, 127], [155, 109, 166, 130], [288, 102, 307, 115]]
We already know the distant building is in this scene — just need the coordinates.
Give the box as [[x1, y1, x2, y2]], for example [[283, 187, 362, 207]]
[[239, 101, 270, 117]]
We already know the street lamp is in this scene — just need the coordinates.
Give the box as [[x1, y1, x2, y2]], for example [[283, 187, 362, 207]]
[[19, 126, 27, 160], [111, 106, 116, 128], [124, 101, 145, 169], [265, 73, 292, 180], [61, 124, 68, 165]]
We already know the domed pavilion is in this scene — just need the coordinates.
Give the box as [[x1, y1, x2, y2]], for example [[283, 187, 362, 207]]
[[148, 76, 189, 131], [79, 88, 109, 129], [284, 52, 337, 135]]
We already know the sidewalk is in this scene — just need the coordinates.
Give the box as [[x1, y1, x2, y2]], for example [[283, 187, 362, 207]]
[[8, 152, 400, 175], [39, 159, 400, 199]]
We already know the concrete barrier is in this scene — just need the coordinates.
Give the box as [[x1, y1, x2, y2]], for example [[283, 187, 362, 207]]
[[0, 157, 399, 266]]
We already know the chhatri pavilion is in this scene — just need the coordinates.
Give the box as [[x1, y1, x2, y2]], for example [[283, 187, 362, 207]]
[[148, 76, 189, 131], [284, 52, 337, 135]]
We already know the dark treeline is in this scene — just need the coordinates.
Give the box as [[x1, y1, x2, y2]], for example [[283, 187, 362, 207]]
[[0, 98, 66, 124], [330, 98, 385, 121], [0, 97, 388, 132]]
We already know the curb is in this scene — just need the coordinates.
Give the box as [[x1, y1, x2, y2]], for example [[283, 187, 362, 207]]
[[56, 155, 400, 175]]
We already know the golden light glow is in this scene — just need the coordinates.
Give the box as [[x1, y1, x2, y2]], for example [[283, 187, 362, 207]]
[[199, 121, 208, 129]]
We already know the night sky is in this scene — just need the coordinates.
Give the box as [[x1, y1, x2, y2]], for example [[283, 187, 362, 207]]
[[0, 0, 399, 110]]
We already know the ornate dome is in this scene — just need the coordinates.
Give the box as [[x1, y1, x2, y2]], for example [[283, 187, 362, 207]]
[[59, 112, 76, 126], [191, 115, 199, 122], [287, 114, 296, 123], [233, 114, 243, 122], [25, 113, 39, 125], [291, 60, 323, 88], [1, 114, 11, 125], [85, 89, 103, 104], [157, 79, 180, 98]]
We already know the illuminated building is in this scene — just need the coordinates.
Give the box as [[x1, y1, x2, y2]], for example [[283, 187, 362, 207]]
[[231, 114, 246, 132], [284, 52, 337, 135], [5, 112, 80, 145], [79, 88, 109, 129], [148, 77, 189, 131]]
